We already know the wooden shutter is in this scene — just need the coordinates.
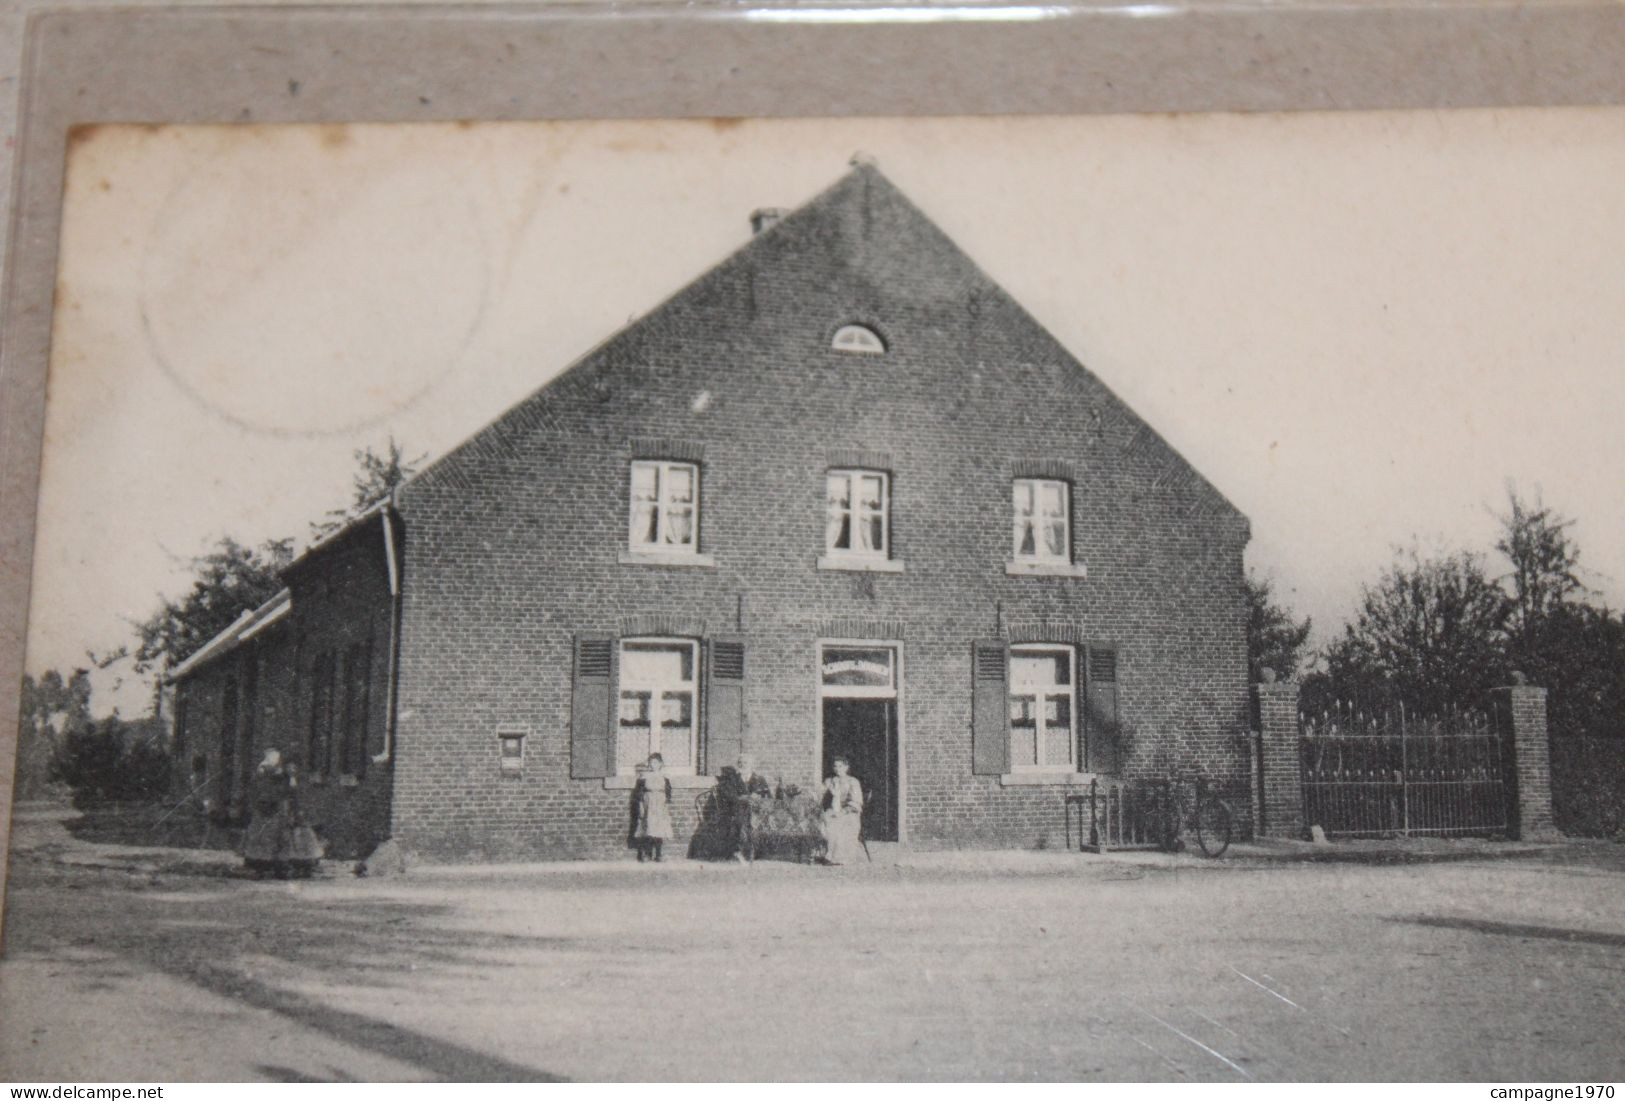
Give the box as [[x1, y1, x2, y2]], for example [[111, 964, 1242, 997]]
[[571, 635, 616, 779], [705, 638, 746, 776], [1085, 645, 1120, 774], [972, 640, 1010, 776]]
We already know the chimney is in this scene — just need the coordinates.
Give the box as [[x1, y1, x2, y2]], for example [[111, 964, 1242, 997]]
[[750, 208, 787, 235]]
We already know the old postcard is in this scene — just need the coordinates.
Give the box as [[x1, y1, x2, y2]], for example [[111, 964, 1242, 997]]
[[4, 22, 1625, 1085]]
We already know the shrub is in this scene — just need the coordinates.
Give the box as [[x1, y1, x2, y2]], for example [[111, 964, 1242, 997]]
[[51, 717, 172, 807], [1550, 738, 1625, 837]]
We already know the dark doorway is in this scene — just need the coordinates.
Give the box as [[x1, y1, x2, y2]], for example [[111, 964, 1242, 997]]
[[821, 698, 898, 842]]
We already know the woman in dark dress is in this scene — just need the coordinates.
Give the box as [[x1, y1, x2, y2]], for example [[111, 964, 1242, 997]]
[[242, 749, 323, 878], [281, 759, 324, 878], [242, 749, 292, 877]]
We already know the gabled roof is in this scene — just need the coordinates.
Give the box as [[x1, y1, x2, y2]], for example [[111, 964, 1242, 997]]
[[397, 161, 1246, 530], [166, 588, 291, 684]]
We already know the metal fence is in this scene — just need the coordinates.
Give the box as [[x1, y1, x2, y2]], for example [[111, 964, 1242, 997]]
[[1069, 777, 1222, 852], [1300, 701, 1509, 838]]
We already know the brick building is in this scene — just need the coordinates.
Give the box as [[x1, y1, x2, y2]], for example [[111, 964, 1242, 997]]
[[171, 162, 1252, 862]]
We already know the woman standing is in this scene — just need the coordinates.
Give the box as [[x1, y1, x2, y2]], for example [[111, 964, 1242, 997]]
[[820, 756, 864, 865], [281, 759, 324, 878], [242, 748, 292, 878], [633, 753, 673, 862]]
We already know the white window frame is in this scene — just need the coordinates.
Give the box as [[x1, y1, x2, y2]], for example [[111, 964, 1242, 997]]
[[825, 469, 891, 561], [818, 643, 899, 700], [832, 324, 886, 355], [1011, 478, 1071, 565], [627, 460, 699, 555], [1007, 644, 1078, 773], [615, 637, 700, 776]]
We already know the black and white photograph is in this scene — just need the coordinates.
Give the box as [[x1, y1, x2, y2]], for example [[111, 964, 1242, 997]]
[[4, 25, 1625, 1086]]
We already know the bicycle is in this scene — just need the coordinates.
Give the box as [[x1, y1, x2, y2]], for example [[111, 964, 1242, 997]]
[[1142, 775, 1235, 857]]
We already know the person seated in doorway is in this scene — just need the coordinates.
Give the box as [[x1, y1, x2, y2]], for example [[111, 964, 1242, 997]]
[[717, 753, 771, 863], [820, 756, 864, 866]]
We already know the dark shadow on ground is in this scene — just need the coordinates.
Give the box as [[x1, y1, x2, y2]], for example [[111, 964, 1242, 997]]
[[159, 957, 563, 1081], [5, 862, 574, 1080], [62, 801, 242, 853], [1394, 915, 1625, 948], [255, 1065, 354, 1083], [1284, 847, 1550, 866]]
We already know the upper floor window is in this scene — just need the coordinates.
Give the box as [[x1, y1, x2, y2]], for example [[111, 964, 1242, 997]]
[[1012, 478, 1070, 564], [1009, 645, 1076, 771], [826, 469, 890, 560], [832, 324, 886, 355], [616, 638, 699, 775], [629, 460, 698, 554]]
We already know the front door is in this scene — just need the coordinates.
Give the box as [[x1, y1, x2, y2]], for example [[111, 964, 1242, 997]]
[[822, 698, 898, 842], [818, 643, 901, 843]]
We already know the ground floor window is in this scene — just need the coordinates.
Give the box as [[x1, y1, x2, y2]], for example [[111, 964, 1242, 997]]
[[617, 638, 698, 774], [1009, 644, 1076, 770]]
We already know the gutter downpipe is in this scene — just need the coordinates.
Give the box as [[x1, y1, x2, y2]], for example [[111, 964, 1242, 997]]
[[375, 500, 402, 768]]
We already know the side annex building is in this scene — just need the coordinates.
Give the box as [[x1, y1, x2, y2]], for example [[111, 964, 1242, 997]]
[[170, 162, 1253, 862]]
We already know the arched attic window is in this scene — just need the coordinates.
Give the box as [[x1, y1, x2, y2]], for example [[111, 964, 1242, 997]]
[[832, 324, 887, 355]]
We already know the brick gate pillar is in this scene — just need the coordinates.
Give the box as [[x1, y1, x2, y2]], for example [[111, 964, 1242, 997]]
[[1492, 679, 1558, 841], [1255, 674, 1305, 840]]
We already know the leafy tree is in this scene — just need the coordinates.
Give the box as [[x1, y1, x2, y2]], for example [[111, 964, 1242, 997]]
[[1314, 548, 1509, 716], [309, 437, 422, 540], [1496, 487, 1586, 666], [1243, 572, 1313, 683], [15, 668, 92, 798], [1532, 603, 1625, 741], [132, 536, 293, 674], [1489, 492, 1625, 740]]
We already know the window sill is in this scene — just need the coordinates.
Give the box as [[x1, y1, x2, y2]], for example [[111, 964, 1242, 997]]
[[999, 771, 1100, 787], [619, 550, 717, 568], [1005, 560, 1088, 579], [602, 773, 718, 791], [817, 555, 906, 574]]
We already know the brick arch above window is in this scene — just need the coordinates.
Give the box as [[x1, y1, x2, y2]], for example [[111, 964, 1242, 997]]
[[1012, 458, 1080, 483], [1003, 620, 1090, 646], [628, 437, 706, 463], [814, 616, 906, 640], [619, 613, 710, 638], [825, 447, 893, 471]]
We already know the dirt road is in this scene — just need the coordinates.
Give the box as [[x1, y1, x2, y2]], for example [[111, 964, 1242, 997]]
[[2, 809, 1623, 1081]]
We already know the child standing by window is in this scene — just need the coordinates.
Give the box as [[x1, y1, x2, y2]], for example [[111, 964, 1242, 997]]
[[633, 753, 673, 862]]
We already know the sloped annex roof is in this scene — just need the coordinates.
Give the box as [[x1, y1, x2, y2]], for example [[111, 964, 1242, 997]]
[[396, 160, 1247, 530], [166, 587, 291, 683], [168, 505, 402, 685]]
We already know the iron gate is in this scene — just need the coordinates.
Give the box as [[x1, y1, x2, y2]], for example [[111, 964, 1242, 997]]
[[1300, 701, 1509, 838]]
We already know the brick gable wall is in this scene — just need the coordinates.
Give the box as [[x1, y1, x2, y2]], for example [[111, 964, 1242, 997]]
[[387, 166, 1250, 860]]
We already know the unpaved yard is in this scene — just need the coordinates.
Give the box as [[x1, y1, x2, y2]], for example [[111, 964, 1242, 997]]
[[2, 811, 1623, 1081]]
